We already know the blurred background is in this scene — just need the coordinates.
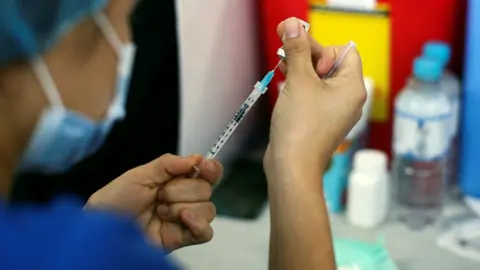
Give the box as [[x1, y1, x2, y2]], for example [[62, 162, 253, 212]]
[[12, 0, 480, 269]]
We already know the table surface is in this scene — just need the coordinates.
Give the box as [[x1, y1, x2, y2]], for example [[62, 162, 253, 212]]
[[172, 204, 480, 270]]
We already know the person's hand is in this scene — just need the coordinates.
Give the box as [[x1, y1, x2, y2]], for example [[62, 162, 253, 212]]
[[86, 154, 223, 252], [264, 18, 367, 175]]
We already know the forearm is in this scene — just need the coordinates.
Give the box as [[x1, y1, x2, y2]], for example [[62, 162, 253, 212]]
[[267, 164, 335, 270]]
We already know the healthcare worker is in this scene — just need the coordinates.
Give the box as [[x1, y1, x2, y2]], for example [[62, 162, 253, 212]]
[[1, 0, 223, 265], [0, 1, 366, 270]]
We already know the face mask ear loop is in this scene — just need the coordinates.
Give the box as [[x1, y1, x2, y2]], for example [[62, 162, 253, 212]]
[[93, 12, 123, 57], [31, 58, 64, 107]]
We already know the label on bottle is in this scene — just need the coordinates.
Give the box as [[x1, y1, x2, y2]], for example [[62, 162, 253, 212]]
[[393, 110, 451, 160]]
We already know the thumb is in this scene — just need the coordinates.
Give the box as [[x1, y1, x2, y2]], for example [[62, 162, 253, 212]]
[[142, 154, 202, 184], [282, 18, 315, 79]]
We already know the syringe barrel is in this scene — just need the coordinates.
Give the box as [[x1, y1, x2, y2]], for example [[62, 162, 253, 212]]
[[206, 88, 263, 159]]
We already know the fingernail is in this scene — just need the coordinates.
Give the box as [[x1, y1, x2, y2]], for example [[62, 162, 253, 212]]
[[285, 18, 300, 39], [186, 211, 197, 221], [193, 164, 200, 172], [206, 160, 216, 172], [190, 154, 203, 166]]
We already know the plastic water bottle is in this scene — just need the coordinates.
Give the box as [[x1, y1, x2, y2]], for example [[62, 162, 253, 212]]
[[393, 57, 452, 229], [423, 42, 461, 198]]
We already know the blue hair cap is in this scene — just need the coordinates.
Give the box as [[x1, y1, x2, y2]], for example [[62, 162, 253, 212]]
[[0, 0, 108, 67]]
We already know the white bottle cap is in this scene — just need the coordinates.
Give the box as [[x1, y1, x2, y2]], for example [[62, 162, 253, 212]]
[[353, 149, 388, 173]]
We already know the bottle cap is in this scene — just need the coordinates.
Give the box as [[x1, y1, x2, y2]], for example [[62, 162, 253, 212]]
[[413, 57, 442, 82], [423, 41, 451, 68], [353, 149, 388, 173]]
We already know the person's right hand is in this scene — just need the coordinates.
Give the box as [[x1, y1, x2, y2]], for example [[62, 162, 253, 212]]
[[86, 154, 222, 252], [264, 18, 367, 175]]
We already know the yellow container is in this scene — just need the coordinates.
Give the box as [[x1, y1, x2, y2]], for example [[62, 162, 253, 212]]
[[309, 5, 391, 122]]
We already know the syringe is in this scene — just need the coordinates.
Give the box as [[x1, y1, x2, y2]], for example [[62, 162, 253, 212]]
[[324, 41, 356, 78], [191, 40, 356, 178], [205, 59, 281, 161]]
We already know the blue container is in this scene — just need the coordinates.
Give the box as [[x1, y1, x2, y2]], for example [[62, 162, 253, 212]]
[[323, 140, 357, 213], [323, 151, 351, 213], [460, 0, 480, 197]]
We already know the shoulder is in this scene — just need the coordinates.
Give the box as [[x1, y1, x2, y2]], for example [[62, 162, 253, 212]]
[[0, 197, 180, 270]]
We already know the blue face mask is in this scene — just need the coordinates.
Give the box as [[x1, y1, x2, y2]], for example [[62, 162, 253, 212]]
[[18, 12, 136, 174]]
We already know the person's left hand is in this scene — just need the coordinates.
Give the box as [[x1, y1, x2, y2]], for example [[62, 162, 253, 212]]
[[86, 154, 223, 252]]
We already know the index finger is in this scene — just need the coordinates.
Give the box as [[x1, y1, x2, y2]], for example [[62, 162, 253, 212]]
[[325, 44, 363, 80], [195, 158, 223, 185]]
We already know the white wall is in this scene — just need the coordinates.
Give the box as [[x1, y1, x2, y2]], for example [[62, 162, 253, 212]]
[[175, 0, 260, 162]]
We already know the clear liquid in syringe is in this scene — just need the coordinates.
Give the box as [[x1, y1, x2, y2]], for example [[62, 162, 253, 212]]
[[206, 88, 263, 159]]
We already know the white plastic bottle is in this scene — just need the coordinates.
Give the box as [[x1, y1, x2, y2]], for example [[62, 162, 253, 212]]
[[392, 57, 452, 229], [346, 149, 389, 229], [423, 42, 461, 196]]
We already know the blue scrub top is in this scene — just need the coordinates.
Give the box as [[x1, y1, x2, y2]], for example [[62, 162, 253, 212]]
[[0, 197, 179, 270]]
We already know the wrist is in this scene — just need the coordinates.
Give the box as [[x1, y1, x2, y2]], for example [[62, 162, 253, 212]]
[[265, 148, 328, 180], [265, 161, 325, 194]]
